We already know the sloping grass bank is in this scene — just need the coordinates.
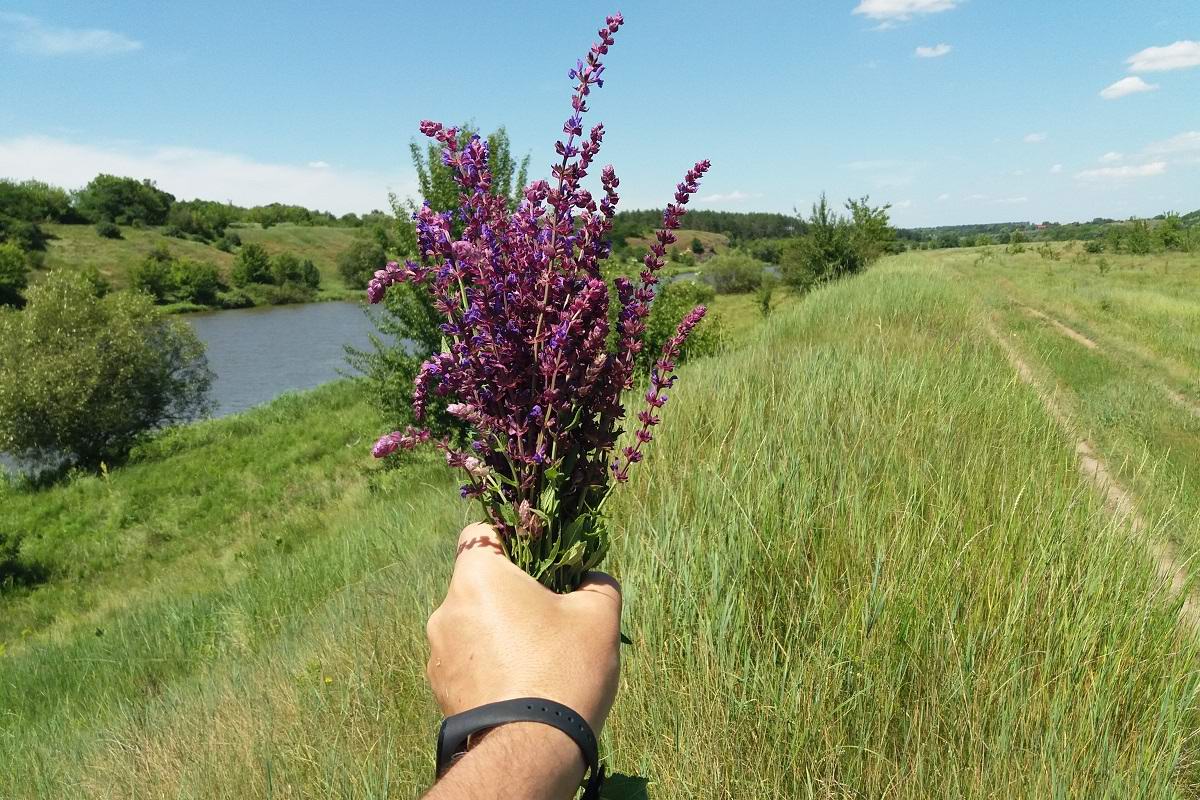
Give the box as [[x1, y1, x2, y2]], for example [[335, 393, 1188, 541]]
[[3, 257, 1199, 797]]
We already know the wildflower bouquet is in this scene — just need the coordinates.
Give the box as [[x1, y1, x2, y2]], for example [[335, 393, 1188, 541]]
[[368, 13, 710, 593]]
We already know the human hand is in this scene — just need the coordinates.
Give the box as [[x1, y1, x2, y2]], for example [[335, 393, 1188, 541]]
[[426, 523, 623, 736]]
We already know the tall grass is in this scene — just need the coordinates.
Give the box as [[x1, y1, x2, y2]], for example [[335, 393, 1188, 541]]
[[3, 257, 1198, 797]]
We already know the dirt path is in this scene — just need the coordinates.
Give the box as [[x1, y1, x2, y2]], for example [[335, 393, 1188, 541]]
[[985, 318, 1200, 627], [1019, 303, 1200, 419]]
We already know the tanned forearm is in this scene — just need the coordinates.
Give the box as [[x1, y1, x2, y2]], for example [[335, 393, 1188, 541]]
[[423, 722, 585, 800]]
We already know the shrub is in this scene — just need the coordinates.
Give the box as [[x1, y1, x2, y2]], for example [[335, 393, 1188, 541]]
[[216, 289, 254, 309], [0, 215, 47, 252], [1084, 240, 1104, 254], [337, 238, 388, 289], [95, 221, 122, 239], [1126, 219, 1152, 255], [231, 243, 272, 286], [690, 236, 704, 254], [1007, 229, 1027, 254], [0, 178, 75, 223], [781, 194, 863, 291], [0, 272, 212, 469], [702, 253, 764, 294], [638, 280, 724, 375], [171, 259, 222, 305], [130, 245, 175, 302], [74, 174, 174, 226], [845, 196, 895, 263], [163, 224, 186, 239], [1036, 243, 1060, 261], [0, 242, 30, 308], [757, 272, 779, 317], [247, 282, 316, 305]]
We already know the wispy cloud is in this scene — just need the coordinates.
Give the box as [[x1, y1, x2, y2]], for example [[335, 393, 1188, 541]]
[[1098, 152, 1123, 163], [0, 136, 407, 214], [1075, 161, 1167, 180], [307, 160, 331, 169], [697, 190, 762, 204], [1023, 132, 1048, 143], [1099, 76, 1159, 99], [846, 159, 925, 188], [1145, 131, 1200, 155], [915, 43, 952, 58], [1050, 164, 1064, 174], [936, 193, 951, 201], [0, 12, 141, 56], [996, 196, 1029, 204], [852, 0, 960, 21], [1126, 40, 1200, 72]]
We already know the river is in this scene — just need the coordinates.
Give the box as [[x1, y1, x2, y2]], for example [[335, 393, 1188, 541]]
[[186, 301, 383, 418]]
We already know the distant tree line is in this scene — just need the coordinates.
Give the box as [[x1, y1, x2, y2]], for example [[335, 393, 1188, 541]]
[[899, 212, 1198, 252]]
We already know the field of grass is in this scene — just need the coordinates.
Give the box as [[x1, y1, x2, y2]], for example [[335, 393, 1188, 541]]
[[4, 253, 1200, 797], [37, 222, 362, 300]]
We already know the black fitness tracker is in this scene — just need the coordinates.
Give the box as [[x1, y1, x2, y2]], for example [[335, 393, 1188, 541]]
[[436, 697, 605, 799]]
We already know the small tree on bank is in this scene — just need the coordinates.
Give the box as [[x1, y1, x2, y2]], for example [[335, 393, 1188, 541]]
[[0, 242, 29, 308], [0, 273, 213, 470]]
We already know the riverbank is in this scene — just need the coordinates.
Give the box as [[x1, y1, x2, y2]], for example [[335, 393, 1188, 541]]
[[4, 253, 1199, 797], [33, 221, 363, 312]]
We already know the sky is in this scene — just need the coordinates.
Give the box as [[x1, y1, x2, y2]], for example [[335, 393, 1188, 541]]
[[0, 1, 1197, 227]]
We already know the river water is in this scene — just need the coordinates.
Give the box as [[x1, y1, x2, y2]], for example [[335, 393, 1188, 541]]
[[186, 301, 382, 418]]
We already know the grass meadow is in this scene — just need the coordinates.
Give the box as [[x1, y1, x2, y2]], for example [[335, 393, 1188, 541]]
[[3, 252, 1200, 797], [38, 222, 361, 300]]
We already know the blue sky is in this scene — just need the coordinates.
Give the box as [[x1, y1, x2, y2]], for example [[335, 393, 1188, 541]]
[[0, 1, 1197, 226]]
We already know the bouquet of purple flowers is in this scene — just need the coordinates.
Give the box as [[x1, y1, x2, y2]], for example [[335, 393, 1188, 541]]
[[367, 13, 710, 592]]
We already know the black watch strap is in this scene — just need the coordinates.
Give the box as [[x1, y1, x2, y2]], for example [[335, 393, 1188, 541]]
[[436, 697, 605, 799]]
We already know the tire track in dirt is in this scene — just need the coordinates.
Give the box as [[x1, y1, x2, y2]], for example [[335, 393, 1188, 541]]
[[985, 317, 1200, 627], [1018, 303, 1200, 419]]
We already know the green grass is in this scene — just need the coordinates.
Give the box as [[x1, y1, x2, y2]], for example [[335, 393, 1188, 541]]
[[37, 222, 362, 301], [3, 255, 1200, 797]]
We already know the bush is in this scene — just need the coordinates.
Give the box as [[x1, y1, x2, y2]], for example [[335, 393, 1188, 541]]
[[0, 242, 30, 308], [216, 289, 255, 309], [74, 174, 174, 226], [1084, 240, 1104, 254], [702, 253, 765, 294], [163, 224, 186, 239], [130, 245, 175, 301], [638, 280, 724, 375], [690, 237, 705, 255], [171, 259, 222, 305], [268, 252, 320, 289], [247, 281, 316, 305], [0, 272, 213, 469], [231, 243, 272, 286], [337, 238, 388, 289], [214, 231, 242, 252], [1126, 219, 1152, 255], [0, 178, 76, 223], [0, 215, 47, 251], [781, 195, 863, 291], [757, 272, 779, 317], [1036, 243, 1060, 261], [95, 221, 122, 239]]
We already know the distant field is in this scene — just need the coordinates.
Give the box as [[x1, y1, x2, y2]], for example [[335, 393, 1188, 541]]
[[624, 227, 731, 256], [5, 251, 1200, 797], [38, 222, 362, 297]]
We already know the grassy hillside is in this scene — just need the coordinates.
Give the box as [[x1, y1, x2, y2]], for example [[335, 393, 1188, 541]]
[[3, 254, 1199, 797], [624, 228, 731, 257], [38, 222, 362, 298]]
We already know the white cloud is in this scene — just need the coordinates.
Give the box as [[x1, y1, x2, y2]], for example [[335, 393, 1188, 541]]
[[0, 136, 408, 214], [0, 12, 141, 56], [307, 160, 331, 169], [1099, 152, 1123, 163], [967, 193, 989, 201], [697, 190, 762, 204], [1050, 164, 1064, 173], [1126, 40, 1200, 72], [936, 192, 951, 201], [1145, 131, 1200, 154], [894, 199, 913, 208], [1075, 161, 1167, 180], [915, 43, 952, 58], [1099, 76, 1159, 99], [1012, 169, 1026, 176], [853, 0, 960, 21], [996, 196, 1029, 204], [1023, 132, 1047, 143]]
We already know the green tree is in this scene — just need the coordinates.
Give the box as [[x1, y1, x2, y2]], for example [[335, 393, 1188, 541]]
[[690, 236, 705, 255], [1126, 218, 1152, 255], [130, 245, 176, 302], [781, 194, 863, 291], [1007, 229, 1027, 254], [701, 253, 765, 294], [171, 259, 222, 305], [0, 242, 30, 308], [336, 238, 388, 290], [1103, 225, 1123, 254], [0, 179, 76, 222], [232, 243, 272, 286], [638, 280, 724, 375], [845, 195, 895, 263], [0, 272, 212, 469], [74, 174, 175, 225], [1156, 212, 1185, 251]]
